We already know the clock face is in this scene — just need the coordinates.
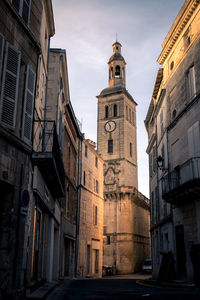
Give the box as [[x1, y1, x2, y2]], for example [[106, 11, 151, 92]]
[[105, 121, 116, 132]]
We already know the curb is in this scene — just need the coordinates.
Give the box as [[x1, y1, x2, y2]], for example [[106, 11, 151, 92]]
[[137, 279, 196, 290]]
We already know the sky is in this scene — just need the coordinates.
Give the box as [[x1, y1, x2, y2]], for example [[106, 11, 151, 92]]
[[51, 0, 185, 198]]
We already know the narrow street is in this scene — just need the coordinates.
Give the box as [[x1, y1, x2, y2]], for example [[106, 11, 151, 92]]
[[46, 275, 200, 300]]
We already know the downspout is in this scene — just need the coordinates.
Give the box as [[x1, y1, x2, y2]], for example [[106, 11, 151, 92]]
[[74, 135, 83, 277], [42, 36, 51, 152]]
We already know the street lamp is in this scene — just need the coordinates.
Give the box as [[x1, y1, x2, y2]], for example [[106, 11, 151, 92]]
[[157, 155, 168, 171]]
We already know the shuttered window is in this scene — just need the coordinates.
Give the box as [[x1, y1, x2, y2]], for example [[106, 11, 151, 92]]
[[22, 65, 35, 142], [12, 0, 31, 25], [188, 121, 200, 158], [0, 32, 4, 79], [0, 43, 21, 128]]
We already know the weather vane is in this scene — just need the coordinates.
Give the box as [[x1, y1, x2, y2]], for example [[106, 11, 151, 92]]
[[116, 32, 118, 42]]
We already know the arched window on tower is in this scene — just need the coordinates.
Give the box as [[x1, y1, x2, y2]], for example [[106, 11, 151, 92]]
[[105, 106, 109, 118], [113, 104, 117, 117], [115, 65, 120, 78], [110, 67, 113, 79]]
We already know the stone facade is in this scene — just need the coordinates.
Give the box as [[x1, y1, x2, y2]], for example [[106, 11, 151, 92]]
[[145, 0, 200, 283], [46, 49, 82, 278], [77, 139, 104, 278], [97, 42, 150, 275], [0, 1, 43, 298]]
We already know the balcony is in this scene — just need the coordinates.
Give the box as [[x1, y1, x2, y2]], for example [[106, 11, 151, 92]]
[[162, 157, 200, 205], [32, 120, 65, 198]]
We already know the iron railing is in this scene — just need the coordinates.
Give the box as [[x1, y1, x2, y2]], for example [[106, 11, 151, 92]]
[[162, 157, 200, 195], [33, 120, 65, 189]]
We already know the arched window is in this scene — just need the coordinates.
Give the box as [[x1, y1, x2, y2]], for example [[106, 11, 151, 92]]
[[105, 106, 109, 118], [113, 104, 117, 117], [108, 140, 113, 153], [110, 67, 113, 78], [115, 65, 120, 77]]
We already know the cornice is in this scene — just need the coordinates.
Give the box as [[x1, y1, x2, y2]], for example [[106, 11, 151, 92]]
[[157, 0, 200, 65]]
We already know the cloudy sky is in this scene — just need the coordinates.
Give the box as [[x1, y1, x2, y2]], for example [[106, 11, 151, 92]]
[[51, 0, 185, 197]]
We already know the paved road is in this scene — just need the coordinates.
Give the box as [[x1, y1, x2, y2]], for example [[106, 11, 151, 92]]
[[46, 276, 200, 300]]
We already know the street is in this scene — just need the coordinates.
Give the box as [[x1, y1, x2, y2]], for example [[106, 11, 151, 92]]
[[46, 275, 200, 300]]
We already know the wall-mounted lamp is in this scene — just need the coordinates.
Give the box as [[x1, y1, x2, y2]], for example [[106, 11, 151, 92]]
[[157, 155, 168, 171]]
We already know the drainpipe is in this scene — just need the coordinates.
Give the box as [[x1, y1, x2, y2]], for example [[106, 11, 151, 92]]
[[74, 135, 83, 277], [42, 36, 51, 152]]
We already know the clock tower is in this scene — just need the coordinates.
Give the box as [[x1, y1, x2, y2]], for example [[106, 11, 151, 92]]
[[97, 41, 150, 274]]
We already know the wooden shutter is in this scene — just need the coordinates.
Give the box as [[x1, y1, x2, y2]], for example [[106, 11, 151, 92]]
[[0, 32, 4, 78], [22, 65, 35, 142], [0, 43, 21, 128]]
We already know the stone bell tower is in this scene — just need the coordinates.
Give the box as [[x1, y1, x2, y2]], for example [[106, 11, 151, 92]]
[[97, 41, 150, 275]]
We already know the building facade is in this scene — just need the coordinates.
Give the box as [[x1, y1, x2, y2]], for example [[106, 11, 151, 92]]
[[77, 139, 104, 278], [145, 0, 200, 283], [97, 41, 150, 275], [0, 0, 44, 298], [46, 48, 82, 279]]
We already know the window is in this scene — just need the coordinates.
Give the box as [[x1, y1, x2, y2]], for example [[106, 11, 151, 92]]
[[85, 145, 88, 157], [105, 106, 108, 118], [95, 180, 99, 194], [0, 32, 4, 78], [113, 104, 117, 117], [186, 65, 196, 100], [107, 236, 110, 245], [93, 205, 98, 225], [161, 144, 165, 169], [94, 249, 99, 273], [83, 171, 86, 185], [130, 143, 132, 157], [22, 65, 35, 143], [183, 27, 191, 50], [132, 112, 134, 125], [115, 65, 120, 77], [60, 76, 63, 90], [95, 157, 98, 168], [0, 42, 21, 128], [152, 146, 157, 172], [149, 152, 153, 178], [187, 121, 200, 157], [160, 110, 164, 136], [12, 0, 31, 25], [108, 140, 113, 153]]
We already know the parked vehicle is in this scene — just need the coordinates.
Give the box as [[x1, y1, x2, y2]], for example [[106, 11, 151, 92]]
[[142, 258, 152, 273]]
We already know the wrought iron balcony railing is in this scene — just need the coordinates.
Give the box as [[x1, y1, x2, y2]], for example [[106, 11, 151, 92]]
[[32, 120, 65, 197], [161, 157, 200, 203]]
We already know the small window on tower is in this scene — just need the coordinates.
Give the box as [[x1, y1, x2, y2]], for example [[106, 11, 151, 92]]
[[115, 65, 120, 77], [113, 104, 117, 117], [105, 106, 109, 118], [108, 140, 113, 153]]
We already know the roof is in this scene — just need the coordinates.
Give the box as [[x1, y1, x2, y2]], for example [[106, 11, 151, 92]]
[[108, 52, 126, 64], [112, 41, 122, 47], [158, 0, 199, 64], [98, 85, 137, 105]]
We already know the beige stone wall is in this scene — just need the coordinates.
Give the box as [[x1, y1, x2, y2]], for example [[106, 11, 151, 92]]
[[77, 140, 104, 278], [103, 191, 150, 274]]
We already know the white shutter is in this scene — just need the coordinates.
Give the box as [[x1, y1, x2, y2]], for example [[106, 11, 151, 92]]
[[0, 43, 21, 128], [0, 32, 4, 78], [22, 65, 35, 143]]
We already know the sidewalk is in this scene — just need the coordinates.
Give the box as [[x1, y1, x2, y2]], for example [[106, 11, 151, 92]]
[[137, 278, 196, 290]]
